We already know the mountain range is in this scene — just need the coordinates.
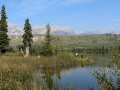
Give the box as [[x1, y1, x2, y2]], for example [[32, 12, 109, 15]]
[[8, 23, 120, 35], [8, 23, 74, 35]]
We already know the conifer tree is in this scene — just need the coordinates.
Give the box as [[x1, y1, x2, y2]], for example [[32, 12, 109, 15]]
[[22, 18, 33, 57], [0, 5, 10, 53], [41, 23, 53, 56], [0, 20, 1, 29], [54, 36, 60, 54]]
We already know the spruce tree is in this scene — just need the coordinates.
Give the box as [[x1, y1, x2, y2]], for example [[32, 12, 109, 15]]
[[22, 18, 33, 57], [0, 5, 10, 53], [41, 23, 53, 56], [54, 36, 60, 54], [0, 20, 1, 29]]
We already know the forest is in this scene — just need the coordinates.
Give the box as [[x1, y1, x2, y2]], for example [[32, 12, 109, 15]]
[[0, 5, 120, 90]]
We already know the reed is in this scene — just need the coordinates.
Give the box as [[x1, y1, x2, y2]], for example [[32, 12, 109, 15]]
[[0, 53, 92, 89]]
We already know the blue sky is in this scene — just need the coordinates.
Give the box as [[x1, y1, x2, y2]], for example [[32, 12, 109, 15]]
[[0, 0, 120, 34]]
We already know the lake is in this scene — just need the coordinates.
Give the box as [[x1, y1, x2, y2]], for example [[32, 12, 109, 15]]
[[33, 53, 118, 90]]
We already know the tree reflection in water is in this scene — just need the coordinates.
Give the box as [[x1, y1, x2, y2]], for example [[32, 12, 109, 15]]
[[33, 66, 70, 90], [41, 68, 61, 90], [92, 60, 120, 90]]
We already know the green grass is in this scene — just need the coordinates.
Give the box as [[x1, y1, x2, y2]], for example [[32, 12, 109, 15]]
[[0, 53, 93, 90], [5, 34, 120, 89], [9, 34, 119, 57], [9, 34, 120, 52]]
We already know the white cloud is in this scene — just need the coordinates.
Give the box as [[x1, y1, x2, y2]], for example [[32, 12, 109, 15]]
[[8, 23, 24, 35], [5, 0, 95, 17], [61, 67, 87, 76], [8, 23, 72, 34], [16, 0, 58, 17], [8, 23, 120, 35], [51, 25, 71, 32], [32, 24, 71, 34], [32, 24, 46, 34], [58, 0, 95, 6]]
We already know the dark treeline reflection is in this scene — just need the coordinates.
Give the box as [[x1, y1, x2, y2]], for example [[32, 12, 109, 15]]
[[33, 53, 119, 90], [33, 66, 76, 89], [41, 68, 61, 89]]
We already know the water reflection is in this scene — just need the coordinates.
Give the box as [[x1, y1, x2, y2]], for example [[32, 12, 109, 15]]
[[33, 67, 67, 89], [33, 53, 118, 89], [33, 66, 100, 89], [41, 68, 61, 90], [86, 53, 116, 67]]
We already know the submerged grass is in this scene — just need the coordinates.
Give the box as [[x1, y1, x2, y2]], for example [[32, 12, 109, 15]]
[[0, 53, 93, 90]]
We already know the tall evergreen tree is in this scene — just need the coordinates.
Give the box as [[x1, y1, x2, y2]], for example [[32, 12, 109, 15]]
[[0, 20, 1, 29], [22, 18, 33, 57], [54, 36, 60, 54], [0, 5, 10, 53], [41, 23, 53, 56]]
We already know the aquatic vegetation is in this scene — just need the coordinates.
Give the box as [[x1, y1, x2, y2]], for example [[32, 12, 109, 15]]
[[91, 59, 120, 90], [0, 53, 92, 89]]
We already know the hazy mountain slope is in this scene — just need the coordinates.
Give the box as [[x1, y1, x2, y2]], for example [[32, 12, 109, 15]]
[[8, 23, 120, 35], [8, 23, 74, 35], [9, 34, 119, 50]]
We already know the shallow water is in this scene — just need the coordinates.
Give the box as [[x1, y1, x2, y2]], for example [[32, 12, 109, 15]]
[[55, 66, 100, 89], [33, 53, 118, 89]]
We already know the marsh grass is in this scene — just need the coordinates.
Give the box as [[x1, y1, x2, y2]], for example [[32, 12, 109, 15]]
[[91, 59, 120, 90], [0, 53, 93, 89]]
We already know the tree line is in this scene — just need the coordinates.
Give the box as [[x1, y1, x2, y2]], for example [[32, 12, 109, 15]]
[[0, 5, 54, 57]]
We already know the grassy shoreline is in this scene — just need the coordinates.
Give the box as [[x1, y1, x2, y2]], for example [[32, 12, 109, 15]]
[[0, 53, 93, 89]]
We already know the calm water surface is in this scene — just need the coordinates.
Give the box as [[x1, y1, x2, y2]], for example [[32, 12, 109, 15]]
[[55, 66, 100, 89], [33, 54, 118, 90]]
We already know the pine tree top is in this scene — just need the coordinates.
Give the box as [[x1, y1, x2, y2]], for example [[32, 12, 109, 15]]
[[1, 5, 8, 19], [22, 18, 33, 47], [24, 18, 32, 31], [40, 23, 53, 56], [0, 5, 8, 32], [46, 23, 51, 30]]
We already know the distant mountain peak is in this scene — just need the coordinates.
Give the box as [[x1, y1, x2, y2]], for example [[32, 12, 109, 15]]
[[7, 23, 120, 35], [51, 30, 74, 34], [8, 23, 74, 35]]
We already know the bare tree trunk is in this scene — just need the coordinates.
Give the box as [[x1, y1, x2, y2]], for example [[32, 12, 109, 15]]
[[24, 46, 29, 57]]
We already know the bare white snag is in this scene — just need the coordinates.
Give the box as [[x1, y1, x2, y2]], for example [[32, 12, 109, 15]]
[[24, 46, 29, 57]]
